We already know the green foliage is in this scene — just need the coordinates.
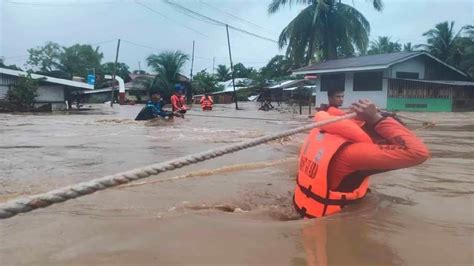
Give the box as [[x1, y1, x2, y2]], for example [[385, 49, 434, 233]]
[[367, 36, 402, 55], [260, 55, 291, 79], [403, 42, 414, 52], [269, 0, 383, 66], [146, 50, 189, 100], [215, 64, 231, 81], [0, 58, 22, 71], [27, 42, 62, 72], [192, 69, 221, 94], [6, 74, 39, 108], [233, 63, 257, 78], [60, 44, 103, 79], [98, 62, 131, 82], [419, 21, 474, 77]]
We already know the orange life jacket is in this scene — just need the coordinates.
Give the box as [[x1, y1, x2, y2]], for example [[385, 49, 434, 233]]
[[294, 111, 372, 218], [200, 96, 213, 109]]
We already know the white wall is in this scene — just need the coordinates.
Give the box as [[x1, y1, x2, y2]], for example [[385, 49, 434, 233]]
[[314, 70, 389, 109], [389, 56, 425, 79], [0, 85, 8, 99], [35, 85, 65, 102]]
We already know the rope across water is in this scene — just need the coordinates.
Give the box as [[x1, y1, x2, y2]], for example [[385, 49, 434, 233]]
[[0, 113, 356, 219]]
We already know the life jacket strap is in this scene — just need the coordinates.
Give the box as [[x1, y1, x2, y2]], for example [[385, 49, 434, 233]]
[[293, 195, 316, 219], [296, 178, 365, 206]]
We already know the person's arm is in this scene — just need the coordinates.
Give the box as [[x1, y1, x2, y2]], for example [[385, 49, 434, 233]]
[[209, 96, 213, 103], [329, 100, 430, 190], [200, 97, 204, 104]]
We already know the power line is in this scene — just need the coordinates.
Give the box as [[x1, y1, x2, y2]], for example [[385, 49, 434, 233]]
[[198, 0, 277, 35], [163, 0, 278, 44], [5, 0, 120, 7], [134, 0, 210, 38]]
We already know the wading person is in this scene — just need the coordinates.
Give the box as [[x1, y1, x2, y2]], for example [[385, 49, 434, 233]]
[[135, 91, 173, 120], [294, 99, 430, 218], [171, 84, 188, 115], [200, 93, 214, 111]]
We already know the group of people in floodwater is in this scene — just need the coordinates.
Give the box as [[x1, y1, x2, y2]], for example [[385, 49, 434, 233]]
[[135, 84, 214, 121], [136, 84, 430, 219]]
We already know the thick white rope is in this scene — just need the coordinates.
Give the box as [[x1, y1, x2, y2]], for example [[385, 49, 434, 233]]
[[0, 113, 356, 219]]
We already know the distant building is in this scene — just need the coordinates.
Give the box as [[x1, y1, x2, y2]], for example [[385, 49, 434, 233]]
[[0, 67, 93, 110], [292, 51, 473, 112]]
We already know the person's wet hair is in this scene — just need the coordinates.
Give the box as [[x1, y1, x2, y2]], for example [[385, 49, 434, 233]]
[[328, 88, 344, 97]]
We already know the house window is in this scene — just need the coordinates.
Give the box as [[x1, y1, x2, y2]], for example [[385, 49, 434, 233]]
[[320, 73, 345, 92], [353, 71, 383, 91], [396, 72, 419, 79]]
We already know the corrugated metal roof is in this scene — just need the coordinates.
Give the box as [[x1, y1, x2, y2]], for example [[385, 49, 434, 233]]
[[294, 51, 421, 73], [0, 67, 94, 89]]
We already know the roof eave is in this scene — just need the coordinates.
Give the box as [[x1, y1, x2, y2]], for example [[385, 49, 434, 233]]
[[292, 65, 389, 75]]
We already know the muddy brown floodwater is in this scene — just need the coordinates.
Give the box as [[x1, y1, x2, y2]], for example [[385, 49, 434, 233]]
[[0, 102, 473, 265]]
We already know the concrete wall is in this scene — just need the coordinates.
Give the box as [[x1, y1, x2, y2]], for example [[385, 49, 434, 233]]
[[314, 70, 389, 109], [389, 56, 425, 79], [35, 84, 65, 102]]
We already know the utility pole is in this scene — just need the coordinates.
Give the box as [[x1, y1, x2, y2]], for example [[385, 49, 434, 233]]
[[212, 56, 215, 76], [138, 61, 141, 72], [110, 39, 121, 107], [190, 40, 195, 81], [226, 24, 238, 110]]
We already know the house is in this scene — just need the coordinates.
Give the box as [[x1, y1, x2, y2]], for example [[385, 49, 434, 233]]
[[292, 51, 474, 112], [0, 67, 94, 110], [265, 79, 316, 103], [211, 78, 255, 104]]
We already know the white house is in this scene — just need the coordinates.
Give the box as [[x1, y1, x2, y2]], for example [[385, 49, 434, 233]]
[[0, 67, 93, 110], [292, 51, 472, 111]]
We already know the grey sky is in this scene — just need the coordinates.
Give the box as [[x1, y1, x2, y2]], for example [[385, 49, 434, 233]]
[[1, 0, 473, 76]]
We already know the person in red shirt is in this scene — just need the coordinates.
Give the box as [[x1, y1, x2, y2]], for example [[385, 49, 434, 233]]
[[294, 99, 430, 218], [170, 84, 188, 114]]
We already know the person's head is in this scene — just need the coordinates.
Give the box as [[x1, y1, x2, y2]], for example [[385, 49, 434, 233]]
[[204, 92, 209, 97], [174, 84, 184, 95], [150, 91, 161, 102], [328, 88, 344, 107]]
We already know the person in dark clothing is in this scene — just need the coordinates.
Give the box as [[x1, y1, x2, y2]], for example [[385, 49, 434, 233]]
[[135, 91, 173, 121]]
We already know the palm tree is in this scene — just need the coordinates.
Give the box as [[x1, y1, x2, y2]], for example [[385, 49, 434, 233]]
[[419, 21, 468, 63], [403, 42, 414, 52], [146, 51, 189, 99], [367, 36, 402, 54], [215, 64, 231, 81], [268, 0, 384, 66]]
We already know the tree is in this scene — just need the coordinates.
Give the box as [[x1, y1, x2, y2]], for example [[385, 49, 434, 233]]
[[99, 62, 131, 82], [192, 69, 222, 94], [215, 64, 231, 81], [418, 21, 473, 77], [60, 44, 103, 78], [6, 73, 39, 108], [367, 36, 401, 54], [146, 50, 189, 100], [27, 42, 62, 73], [233, 63, 256, 78], [419, 21, 468, 63], [403, 42, 415, 52], [0, 58, 22, 71], [268, 0, 383, 66], [260, 55, 291, 79]]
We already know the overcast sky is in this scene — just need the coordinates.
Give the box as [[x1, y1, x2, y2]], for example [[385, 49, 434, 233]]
[[1, 0, 473, 76]]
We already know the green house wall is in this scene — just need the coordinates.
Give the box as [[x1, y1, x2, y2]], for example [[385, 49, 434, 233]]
[[387, 98, 452, 112]]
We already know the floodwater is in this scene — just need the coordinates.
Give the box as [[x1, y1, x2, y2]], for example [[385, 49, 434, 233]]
[[0, 102, 472, 265]]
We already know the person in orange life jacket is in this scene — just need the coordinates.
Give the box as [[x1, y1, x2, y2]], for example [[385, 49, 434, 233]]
[[294, 99, 430, 218], [170, 84, 188, 114], [317, 87, 344, 112], [200, 93, 214, 111]]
